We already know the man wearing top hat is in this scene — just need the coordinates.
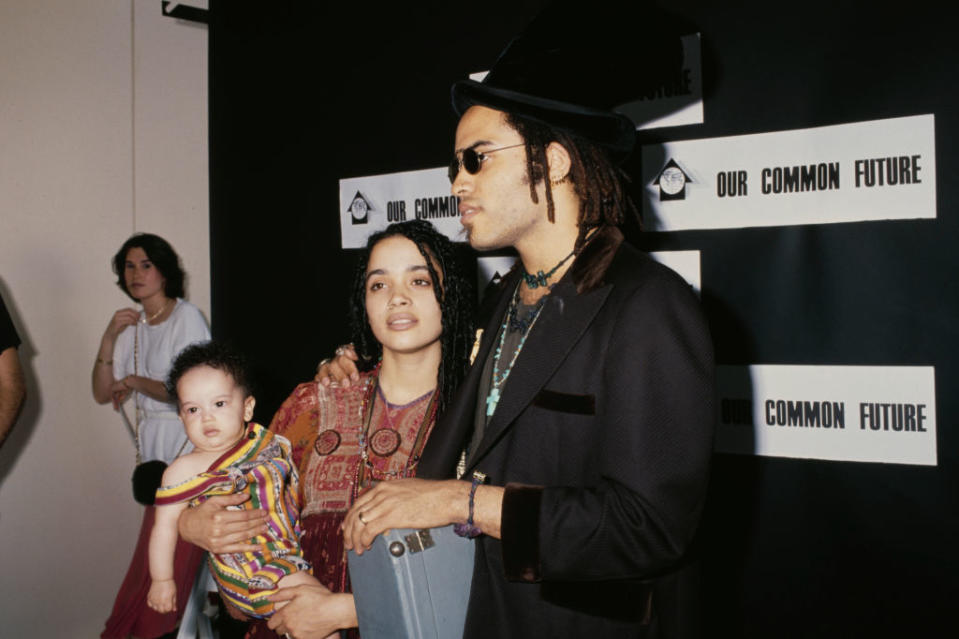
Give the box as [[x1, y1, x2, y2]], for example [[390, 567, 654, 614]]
[[340, 2, 716, 637], [182, 1, 715, 636]]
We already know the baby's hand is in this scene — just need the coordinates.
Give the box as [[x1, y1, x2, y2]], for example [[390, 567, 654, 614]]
[[147, 578, 177, 613]]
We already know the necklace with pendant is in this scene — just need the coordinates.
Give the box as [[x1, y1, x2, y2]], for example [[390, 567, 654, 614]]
[[522, 246, 577, 289], [522, 226, 600, 289], [356, 371, 437, 490], [486, 284, 548, 418], [141, 298, 172, 324], [368, 384, 420, 457]]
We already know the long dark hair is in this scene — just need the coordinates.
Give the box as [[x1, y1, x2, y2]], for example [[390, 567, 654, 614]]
[[112, 233, 186, 301], [349, 220, 475, 413]]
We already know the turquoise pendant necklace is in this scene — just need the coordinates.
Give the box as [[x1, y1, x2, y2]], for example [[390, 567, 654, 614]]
[[486, 285, 548, 417], [522, 246, 577, 289]]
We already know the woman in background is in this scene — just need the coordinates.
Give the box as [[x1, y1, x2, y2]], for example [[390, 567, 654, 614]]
[[93, 232, 210, 639]]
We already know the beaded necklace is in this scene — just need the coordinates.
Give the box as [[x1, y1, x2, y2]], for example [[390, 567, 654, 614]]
[[486, 284, 548, 418], [523, 227, 601, 289], [140, 298, 173, 324], [522, 246, 577, 289], [493, 229, 602, 409], [354, 371, 438, 496], [507, 291, 549, 332]]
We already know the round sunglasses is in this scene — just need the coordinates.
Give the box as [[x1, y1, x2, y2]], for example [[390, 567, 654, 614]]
[[448, 143, 525, 183]]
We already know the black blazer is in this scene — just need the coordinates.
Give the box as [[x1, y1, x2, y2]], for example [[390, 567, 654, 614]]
[[420, 227, 716, 638]]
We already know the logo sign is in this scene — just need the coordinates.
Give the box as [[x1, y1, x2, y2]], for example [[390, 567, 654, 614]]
[[339, 168, 466, 248], [652, 159, 692, 201], [617, 33, 704, 130], [640, 114, 937, 231], [716, 365, 937, 466], [347, 191, 373, 225]]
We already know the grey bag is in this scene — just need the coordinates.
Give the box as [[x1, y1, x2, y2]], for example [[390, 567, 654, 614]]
[[347, 525, 474, 639]]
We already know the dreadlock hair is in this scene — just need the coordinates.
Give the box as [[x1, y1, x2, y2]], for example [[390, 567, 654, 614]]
[[504, 112, 638, 251], [348, 220, 476, 414]]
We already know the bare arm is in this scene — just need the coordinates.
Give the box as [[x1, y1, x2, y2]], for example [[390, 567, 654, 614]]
[[0, 346, 25, 449], [120, 375, 171, 403], [342, 478, 505, 554], [91, 338, 118, 405], [92, 307, 139, 405], [148, 501, 187, 613]]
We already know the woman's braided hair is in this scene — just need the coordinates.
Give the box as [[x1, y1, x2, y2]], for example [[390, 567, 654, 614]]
[[349, 220, 475, 414]]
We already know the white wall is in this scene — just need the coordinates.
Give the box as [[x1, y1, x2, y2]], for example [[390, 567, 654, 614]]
[[0, 1, 209, 636]]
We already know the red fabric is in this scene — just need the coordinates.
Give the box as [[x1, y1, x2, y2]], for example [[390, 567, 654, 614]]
[[101, 505, 206, 639]]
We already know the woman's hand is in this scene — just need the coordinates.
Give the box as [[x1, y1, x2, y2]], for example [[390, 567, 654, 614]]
[[93, 308, 139, 404], [177, 493, 268, 554], [110, 378, 132, 410], [268, 583, 356, 639], [109, 375, 171, 407], [105, 307, 140, 340], [314, 344, 360, 388]]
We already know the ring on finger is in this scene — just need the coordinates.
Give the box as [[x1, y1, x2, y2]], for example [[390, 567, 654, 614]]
[[358, 511, 368, 525]]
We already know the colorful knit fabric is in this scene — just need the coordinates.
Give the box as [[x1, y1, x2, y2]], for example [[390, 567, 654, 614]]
[[155, 422, 311, 618], [245, 376, 436, 639]]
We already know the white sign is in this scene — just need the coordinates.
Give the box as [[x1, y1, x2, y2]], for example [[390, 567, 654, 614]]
[[617, 33, 704, 130], [641, 114, 937, 231], [649, 250, 700, 295], [715, 364, 937, 466], [476, 255, 517, 294], [339, 168, 465, 249]]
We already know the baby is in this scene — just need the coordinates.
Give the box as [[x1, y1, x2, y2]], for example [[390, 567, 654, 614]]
[[147, 340, 317, 618]]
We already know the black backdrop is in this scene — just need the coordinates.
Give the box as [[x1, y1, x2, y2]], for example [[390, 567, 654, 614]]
[[209, 1, 958, 635]]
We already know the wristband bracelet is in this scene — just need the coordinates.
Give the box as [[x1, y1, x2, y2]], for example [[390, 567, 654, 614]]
[[453, 470, 486, 538], [97, 357, 113, 365]]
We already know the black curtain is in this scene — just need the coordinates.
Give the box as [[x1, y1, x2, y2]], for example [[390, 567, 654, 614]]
[[208, 0, 551, 418]]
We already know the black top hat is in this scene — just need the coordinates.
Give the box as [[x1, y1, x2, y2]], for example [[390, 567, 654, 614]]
[[452, 0, 684, 158]]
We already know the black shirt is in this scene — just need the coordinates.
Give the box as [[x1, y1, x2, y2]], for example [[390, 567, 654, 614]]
[[0, 292, 22, 352]]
